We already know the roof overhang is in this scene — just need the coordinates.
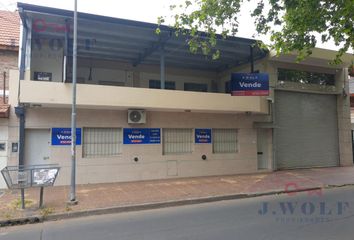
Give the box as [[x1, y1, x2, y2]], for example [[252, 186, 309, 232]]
[[17, 2, 268, 72], [269, 48, 354, 69]]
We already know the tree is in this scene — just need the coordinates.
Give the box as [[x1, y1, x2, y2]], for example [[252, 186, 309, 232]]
[[158, 0, 354, 63]]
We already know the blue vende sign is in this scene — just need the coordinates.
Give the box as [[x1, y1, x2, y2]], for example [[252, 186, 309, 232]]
[[123, 128, 161, 144], [51, 128, 81, 146], [231, 73, 269, 96], [195, 129, 212, 144]]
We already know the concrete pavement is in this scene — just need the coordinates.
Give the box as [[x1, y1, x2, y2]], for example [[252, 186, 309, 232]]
[[1, 166, 354, 226]]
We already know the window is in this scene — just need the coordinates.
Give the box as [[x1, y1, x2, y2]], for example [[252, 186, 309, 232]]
[[0, 143, 5, 151], [83, 128, 122, 157], [149, 80, 176, 90], [163, 128, 193, 155], [278, 68, 335, 86], [213, 129, 238, 153], [184, 83, 208, 92]]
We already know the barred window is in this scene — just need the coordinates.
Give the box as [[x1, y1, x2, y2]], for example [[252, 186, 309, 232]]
[[213, 129, 238, 153], [163, 128, 193, 155], [83, 128, 122, 157]]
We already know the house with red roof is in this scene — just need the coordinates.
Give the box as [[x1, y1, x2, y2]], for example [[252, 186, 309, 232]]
[[0, 10, 20, 117]]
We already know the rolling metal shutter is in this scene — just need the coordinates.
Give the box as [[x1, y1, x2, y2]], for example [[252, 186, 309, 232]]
[[275, 90, 339, 169]]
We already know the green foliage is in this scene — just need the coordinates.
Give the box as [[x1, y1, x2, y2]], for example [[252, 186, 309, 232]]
[[161, 0, 353, 63]]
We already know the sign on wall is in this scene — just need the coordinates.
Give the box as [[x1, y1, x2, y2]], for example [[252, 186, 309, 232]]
[[231, 73, 269, 96], [51, 128, 81, 146], [34, 72, 52, 81], [123, 128, 161, 144], [195, 129, 212, 144]]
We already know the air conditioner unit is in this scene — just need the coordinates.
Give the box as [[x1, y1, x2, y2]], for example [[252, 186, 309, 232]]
[[128, 110, 146, 124]]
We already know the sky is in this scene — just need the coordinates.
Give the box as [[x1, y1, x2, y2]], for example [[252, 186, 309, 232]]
[[0, 0, 345, 51]]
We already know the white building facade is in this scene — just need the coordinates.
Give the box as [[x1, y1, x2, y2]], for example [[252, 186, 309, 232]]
[[1, 3, 352, 188]]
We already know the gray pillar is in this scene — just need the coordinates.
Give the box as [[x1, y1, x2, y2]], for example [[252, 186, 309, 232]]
[[160, 47, 165, 89], [19, 18, 27, 80], [250, 45, 254, 73]]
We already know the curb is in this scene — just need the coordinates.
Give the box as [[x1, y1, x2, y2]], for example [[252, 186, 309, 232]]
[[324, 183, 354, 188], [0, 185, 346, 227]]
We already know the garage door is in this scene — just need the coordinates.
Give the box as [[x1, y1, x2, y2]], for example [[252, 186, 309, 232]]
[[275, 90, 339, 169]]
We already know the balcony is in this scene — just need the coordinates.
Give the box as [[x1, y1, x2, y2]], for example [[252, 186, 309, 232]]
[[19, 80, 268, 114]]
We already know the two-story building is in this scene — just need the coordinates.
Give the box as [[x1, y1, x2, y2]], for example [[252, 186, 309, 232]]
[[2, 3, 353, 188], [0, 9, 20, 188]]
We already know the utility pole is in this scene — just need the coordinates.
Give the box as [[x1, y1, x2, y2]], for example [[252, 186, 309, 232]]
[[69, 0, 78, 204]]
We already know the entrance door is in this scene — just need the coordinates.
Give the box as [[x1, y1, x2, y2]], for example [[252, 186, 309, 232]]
[[257, 129, 269, 170], [24, 129, 51, 166]]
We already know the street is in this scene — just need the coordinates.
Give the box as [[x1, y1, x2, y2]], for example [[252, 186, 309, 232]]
[[1, 186, 354, 240]]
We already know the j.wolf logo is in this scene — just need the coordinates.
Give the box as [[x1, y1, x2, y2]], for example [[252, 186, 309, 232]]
[[258, 182, 350, 224], [11, 18, 96, 57]]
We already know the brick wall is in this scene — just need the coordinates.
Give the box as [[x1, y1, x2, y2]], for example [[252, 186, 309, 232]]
[[0, 50, 18, 91]]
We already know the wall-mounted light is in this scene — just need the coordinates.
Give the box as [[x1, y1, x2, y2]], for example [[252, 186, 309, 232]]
[[266, 97, 274, 103]]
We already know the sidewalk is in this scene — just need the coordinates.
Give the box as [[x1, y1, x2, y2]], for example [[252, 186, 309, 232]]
[[1, 166, 354, 225]]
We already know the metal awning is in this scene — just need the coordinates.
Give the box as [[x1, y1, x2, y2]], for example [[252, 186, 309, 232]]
[[18, 2, 268, 72]]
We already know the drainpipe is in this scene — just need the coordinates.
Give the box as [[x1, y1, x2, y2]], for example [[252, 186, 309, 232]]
[[15, 105, 26, 209], [270, 100, 276, 171], [15, 106, 26, 166]]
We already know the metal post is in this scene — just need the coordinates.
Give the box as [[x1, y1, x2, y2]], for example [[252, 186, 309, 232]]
[[63, 19, 70, 83], [21, 189, 25, 209], [250, 45, 254, 73], [160, 46, 165, 89], [69, 0, 78, 204], [3, 72, 5, 104], [18, 10, 28, 81], [39, 187, 44, 208]]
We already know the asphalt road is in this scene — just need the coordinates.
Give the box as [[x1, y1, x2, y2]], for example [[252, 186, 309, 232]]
[[1, 186, 354, 240]]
